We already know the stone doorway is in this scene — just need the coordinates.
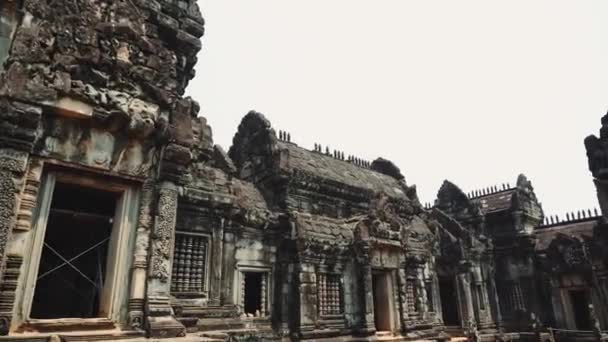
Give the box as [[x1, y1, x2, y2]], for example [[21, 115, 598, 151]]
[[569, 289, 592, 330], [439, 276, 460, 326], [30, 182, 117, 319], [372, 271, 393, 332], [244, 272, 263, 316]]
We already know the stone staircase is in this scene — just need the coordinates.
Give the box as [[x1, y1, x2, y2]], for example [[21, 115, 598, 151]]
[[444, 326, 466, 342], [343, 331, 436, 342], [198, 328, 281, 342]]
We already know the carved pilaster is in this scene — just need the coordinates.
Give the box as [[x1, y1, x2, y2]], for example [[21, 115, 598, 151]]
[[128, 181, 155, 331], [0, 149, 28, 335], [356, 262, 376, 336], [297, 263, 317, 337], [458, 272, 475, 328], [209, 219, 224, 306], [276, 262, 293, 336], [398, 268, 409, 329], [145, 183, 185, 338]]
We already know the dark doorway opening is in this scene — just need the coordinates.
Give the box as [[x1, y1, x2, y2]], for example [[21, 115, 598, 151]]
[[569, 289, 591, 330], [440, 276, 460, 326], [372, 272, 392, 332], [30, 182, 116, 319], [244, 272, 262, 316]]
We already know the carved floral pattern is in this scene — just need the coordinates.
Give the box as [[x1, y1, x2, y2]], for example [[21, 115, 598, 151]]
[[151, 187, 178, 282]]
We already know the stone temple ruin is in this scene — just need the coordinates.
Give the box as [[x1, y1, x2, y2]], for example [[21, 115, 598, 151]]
[[1, 1, 608, 341]]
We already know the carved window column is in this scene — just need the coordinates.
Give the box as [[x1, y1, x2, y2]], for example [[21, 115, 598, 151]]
[[406, 278, 418, 315], [171, 232, 210, 295], [317, 273, 343, 317], [472, 266, 490, 325], [511, 281, 525, 311], [145, 182, 186, 338]]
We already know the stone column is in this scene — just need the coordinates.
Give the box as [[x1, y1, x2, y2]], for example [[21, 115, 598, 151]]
[[127, 181, 154, 330], [220, 228, 235, 306], [398, 267, 409, 330], [276, 262, 293, 336], [549, 280, 566, 328], [488, 274, 503, 330], [209, 218, 225, 306], [297, 262, 317, 337], [145, 182, 185, 338], [356, 262, 376, 336], [472, 265, 489, 325], [458, 272, 475, 328]]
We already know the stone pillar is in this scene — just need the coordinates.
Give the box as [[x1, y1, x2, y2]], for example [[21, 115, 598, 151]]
[[488, 274, 503, 330], [209, 218, 225, 306], [145, 182, 185, 338], [127, 181, 154, 330], [276, 262, 293, 336], [356, 262, 376, 336], [297, 263, 317, 337], [548, 278, 566, 328], [220, 228, 235, 306], [458, 272, 475, 328], [471, 266, 489, 325], [398, 267, 409, 330]]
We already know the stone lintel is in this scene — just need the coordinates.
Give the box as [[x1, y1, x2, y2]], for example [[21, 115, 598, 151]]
[[45, 97, 94, 119]]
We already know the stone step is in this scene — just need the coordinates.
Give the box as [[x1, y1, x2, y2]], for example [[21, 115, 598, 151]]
[[200, 331, 229, 340]]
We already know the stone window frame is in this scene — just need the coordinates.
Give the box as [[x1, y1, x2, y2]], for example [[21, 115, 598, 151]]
[[15, 169, 138, 330], [406, 277, 418, 314], [317, 272, 345, 317], [170, 230, 211, 298], [234, 265, 272, 318]]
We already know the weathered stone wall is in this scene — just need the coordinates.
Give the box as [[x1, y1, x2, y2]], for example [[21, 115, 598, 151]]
[[0, 0, 205, 338]]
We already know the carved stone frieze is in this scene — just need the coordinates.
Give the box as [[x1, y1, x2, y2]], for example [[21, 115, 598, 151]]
[[14, 158, 41, 232], [151, 186, 178, 282]]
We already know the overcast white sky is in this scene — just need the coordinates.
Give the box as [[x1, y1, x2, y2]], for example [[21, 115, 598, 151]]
[[189, 1, 608, 219]]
